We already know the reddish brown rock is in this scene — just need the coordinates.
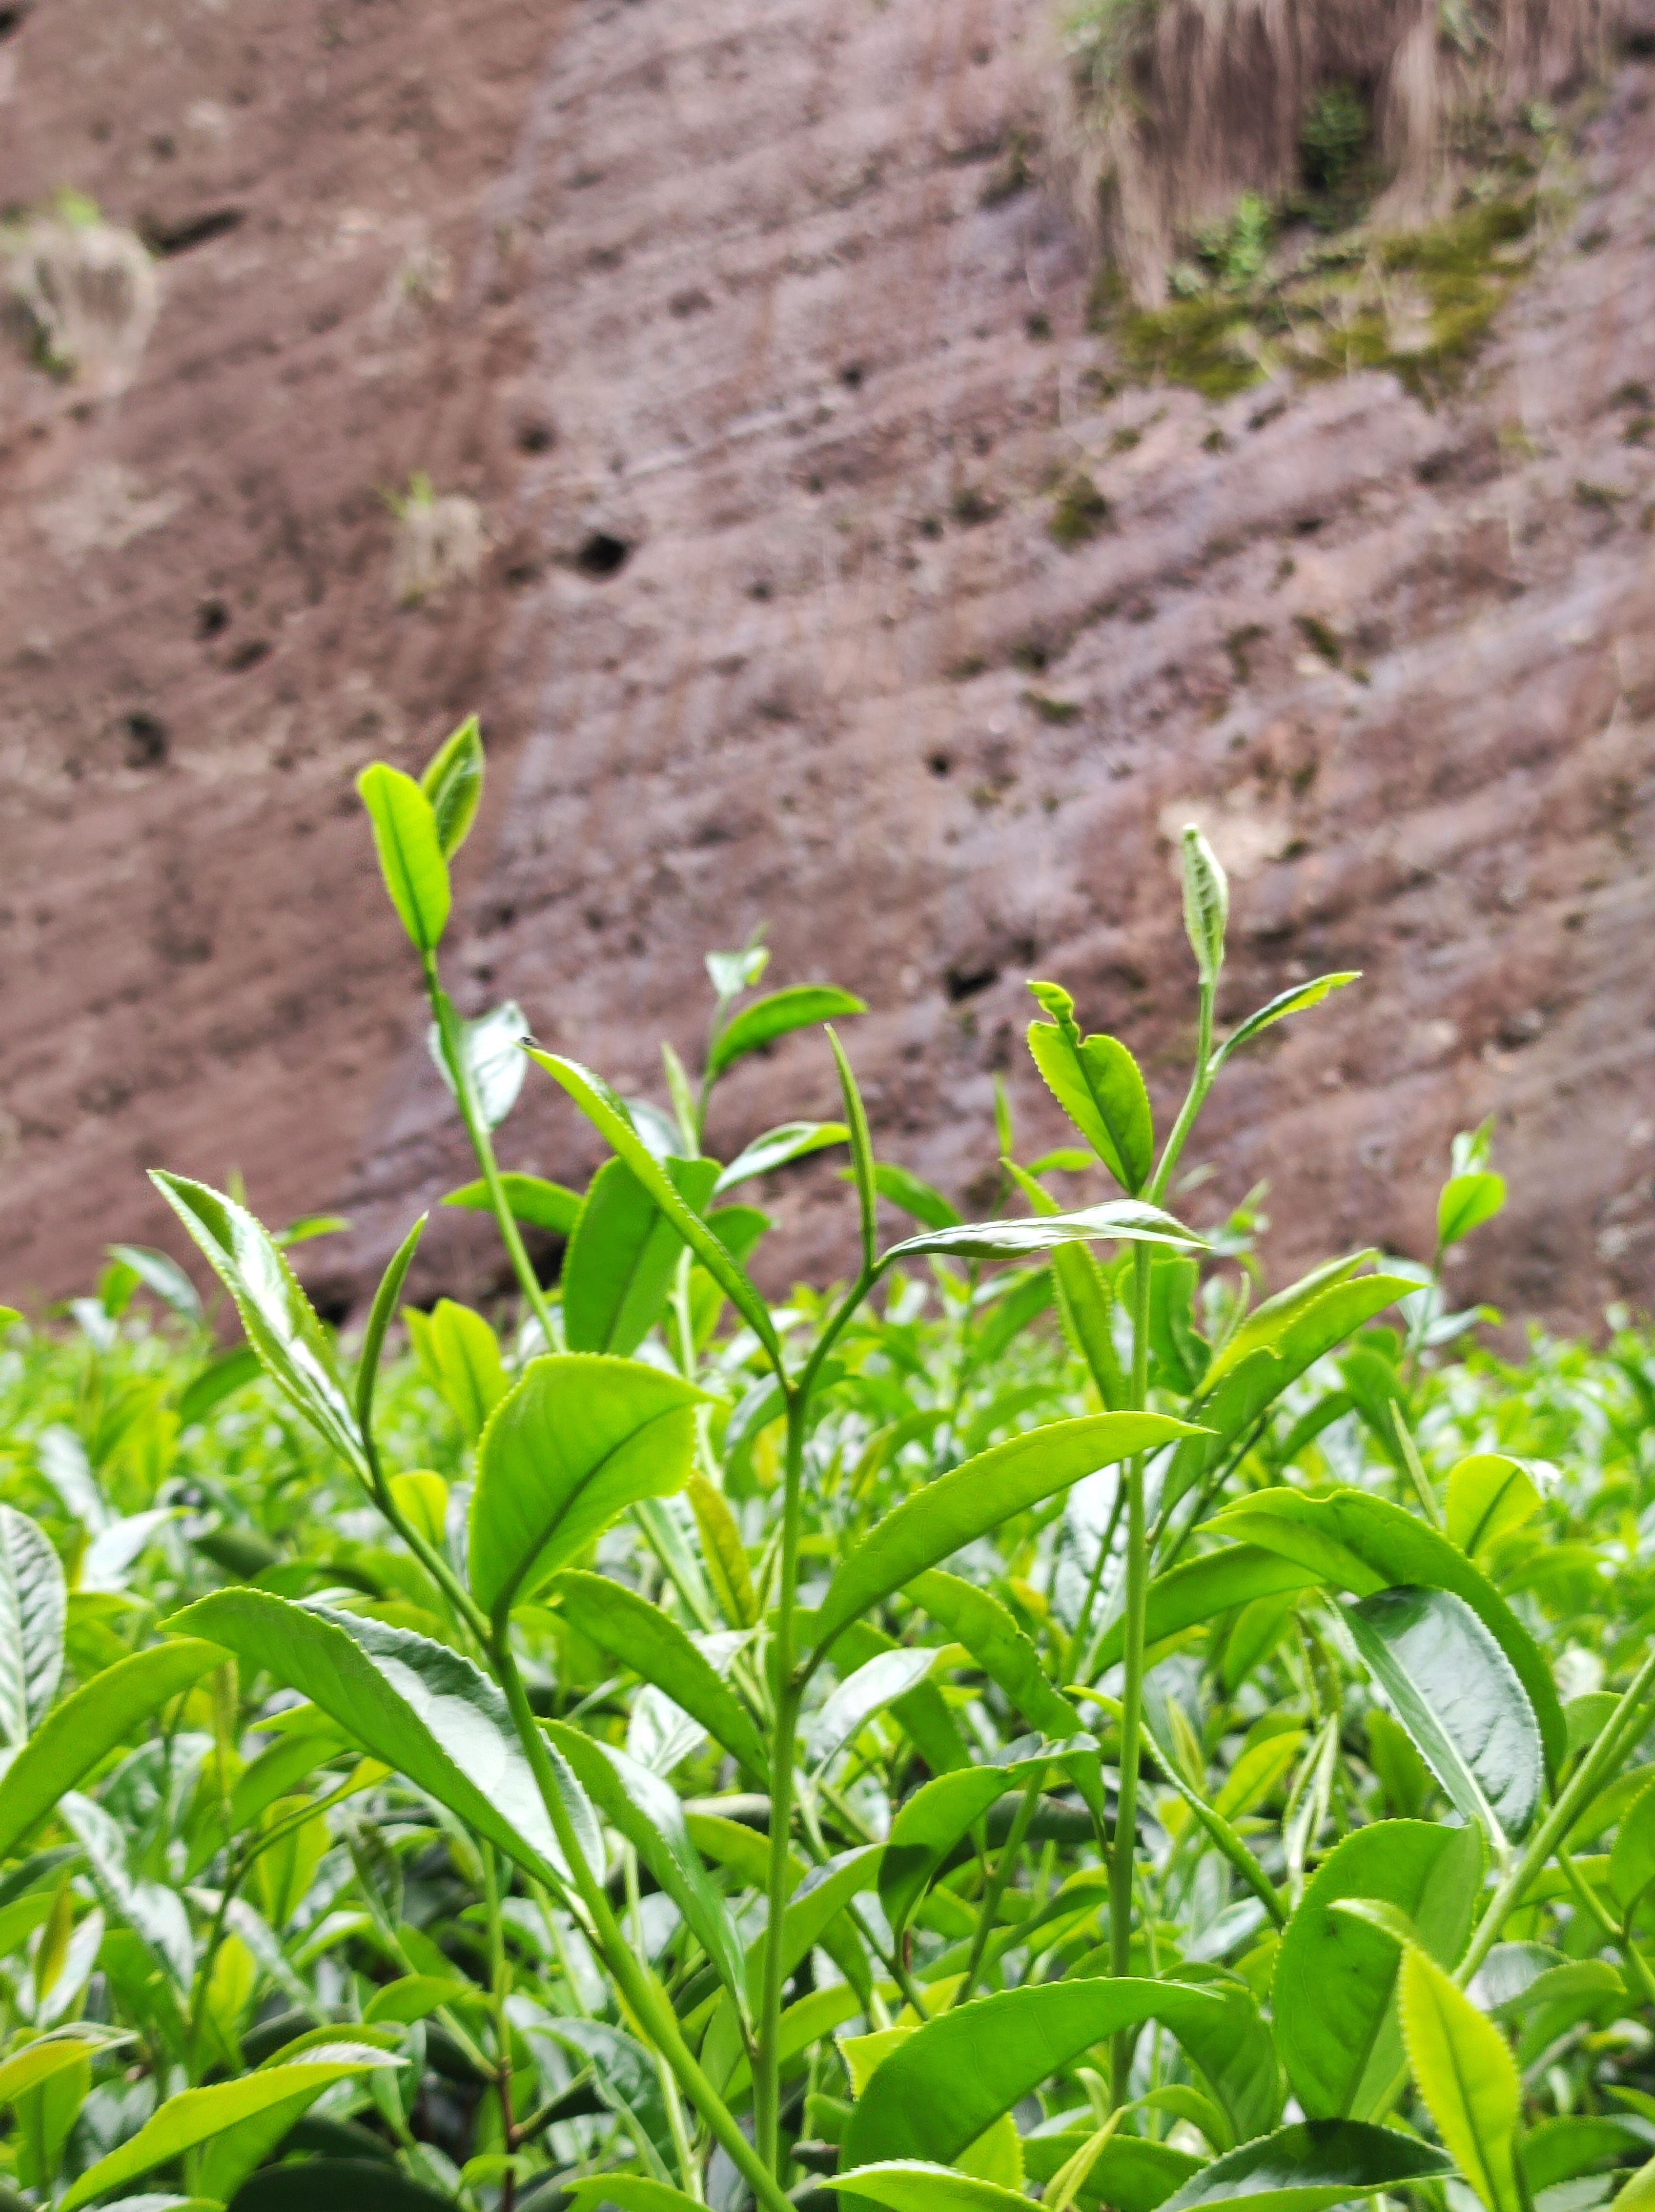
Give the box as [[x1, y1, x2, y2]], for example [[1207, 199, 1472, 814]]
[[1, 0, 1652, 1331]]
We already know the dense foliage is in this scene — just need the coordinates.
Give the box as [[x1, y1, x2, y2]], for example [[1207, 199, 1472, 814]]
[[3, 720, 1655, 2212]]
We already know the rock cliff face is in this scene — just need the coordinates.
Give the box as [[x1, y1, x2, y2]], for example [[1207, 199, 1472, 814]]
[[1, 0, 1652, 1329]]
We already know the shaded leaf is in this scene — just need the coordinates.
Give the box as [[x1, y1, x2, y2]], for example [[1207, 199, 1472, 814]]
[[563, 1157, 719, 1356], [0, 1506, 65, 1746], [1211, 973, 1360, 1072], [1158, 2120, 1453, 2212], [1347, 1586, 1543, 1842], [883, 1201, 1196, 1269], [442, 1173, 582, 1237]]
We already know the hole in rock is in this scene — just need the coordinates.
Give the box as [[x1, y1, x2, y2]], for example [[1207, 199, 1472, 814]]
[[575, 531, 631, 579]]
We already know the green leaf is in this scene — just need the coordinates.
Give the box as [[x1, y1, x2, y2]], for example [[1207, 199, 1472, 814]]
[[419, 712, 484, 858], [811, 1413, 1198, 1661], [165, 1591, 597, 1890], [1345, 1587, 1543, 1842], [1446, 1456, 1542, 1559], [428, 1001, 530, 1131], [406, 1298, 508, 1447], [59, 2049, 398, 2212], [1179, 824, 1229, 987], [1522, 2118, 1645, 2194], [878, 1765, 1015, 1938], [566, 2181, 706, 2212], [1400, 1945, 1524, 2212], [355, 1215, 426, 1438], [1210, 973, 1361, 1072], [869, 1161, 961, 1231], [835, 2167, 1031, 2212], [176, 1343, 264, 1427], [0, 1507, 65, 1746], [0, 1639, 223, 1861], [685, 1472, 758, 1628], [841, 1979, 1223, 2170], [0, 2032, 121, 2108], [881, 1200, 1197, 1268], [1206, 1487, 1565, 1779], [563, 1157, 719, 1356], [1026, 989, 1154, 1192], [714, 1120, 848, 1194], [1439, 1171, 1507, 1251], [357, 761, 450, 952], [442, 1173, 583, 1236], [1199, 1254, 1380, 1395], [526, 1049, 781, 1363], [1272, 1820, 1484, 2119], [549, 1569, 767, 1782], [905, 1570, 1082, 1741], [469, 1355, 703, 1617], [1158, 2120, 1453, 2212], [706, 984, 866, 1078], [233, 2159, 458, 2212], [543, 1719, 745, 2004], [105, 1243, 204, 1324], [749, 1843, 882, 2010], [1165, 1967, 1285, 2149], [1609, 1777, 1655, 1912], [149, 1173, 365, 1479], [809, 1649, 939, 1770], [1022, 2135, 1201, 2212], [1093, 1546, 1317, 1674]]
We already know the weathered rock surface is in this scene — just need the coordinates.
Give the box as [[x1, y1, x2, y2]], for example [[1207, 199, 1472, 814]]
[[1, 0, 1652, 1329]]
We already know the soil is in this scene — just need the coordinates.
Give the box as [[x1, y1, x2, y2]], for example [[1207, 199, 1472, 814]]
[[1, 0, 1652, 1332]]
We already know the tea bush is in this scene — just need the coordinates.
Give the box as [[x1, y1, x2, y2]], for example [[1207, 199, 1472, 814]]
[[3, 720, 1655, 2212]]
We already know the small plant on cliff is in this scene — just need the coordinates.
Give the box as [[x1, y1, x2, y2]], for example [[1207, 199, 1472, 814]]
[[6, 718, 1655, 2212]]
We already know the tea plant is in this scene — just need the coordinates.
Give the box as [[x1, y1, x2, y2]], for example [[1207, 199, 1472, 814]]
[[3, 719, 1655, 2212]]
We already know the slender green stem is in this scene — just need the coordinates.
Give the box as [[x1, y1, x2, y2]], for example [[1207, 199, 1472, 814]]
[[482, 1842, 519, 2212], [956, 1771, 1042, 2006], [1147, 982, 1216, 1209], [1110, 1242, 1154, 2108], [422, 952, 557, 1346], [1458, 1642, 1655, 1986], [755, 1386, 808, 2178], [491, 1627, 794, 2212]]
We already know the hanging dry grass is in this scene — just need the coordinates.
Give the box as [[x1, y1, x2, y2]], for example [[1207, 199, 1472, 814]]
[[1055, 0, 1614, 300]]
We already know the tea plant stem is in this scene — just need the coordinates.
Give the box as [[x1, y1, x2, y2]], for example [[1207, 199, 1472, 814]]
[[1556, 1847, 1655, 2008], [422, 952, 558, 1348], [1110, 1241, 1155, 2109], [956, 1771, 1043, 2007], [1148, 980, 1216, 1211], [492, 1627, 795, 2212], [1459, 1641, 1655, 1987], [755, 1382, 809, 2180]]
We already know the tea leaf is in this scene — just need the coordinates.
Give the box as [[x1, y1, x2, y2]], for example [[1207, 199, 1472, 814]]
[[880, 1200, 1198, 1268], [527, 1049, 781, 1362], [150, 1171, 366, 1478], [443, 1172, 583, 1236], [1211, 973, 1361, 1071], [1439, 1171, 1507, 1251], [543, 1720, 746, 2004], [1446, 1455, 1542, 1559], [706, 985, 866, 1079], [1400, 1945, 1524, 2212], [840, 1979, 1223, 2169], [428, 1000, 530, 1130], [357, 762, 450, 952], [563, 1157, 719, 1356], [836, 2167, 1031, 2212], [0, 1506, 66, 1745], [469, 1355, 703, 1615], [1346, 1586, 1543, 1843], [1273, 1820, 1484, 2119], [812, 1413, 1200, 1659], [60, 2051, 400, 2212], [419, 712, 484, 859], [548, 1569, 768, 1783], [714, 1120, 848, 1194], [1180, 824, 1229, 986], [1158, 2119, 1453, 2212], [0, 1639, 223, 1861], [166, 1591, 598, 1889]]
